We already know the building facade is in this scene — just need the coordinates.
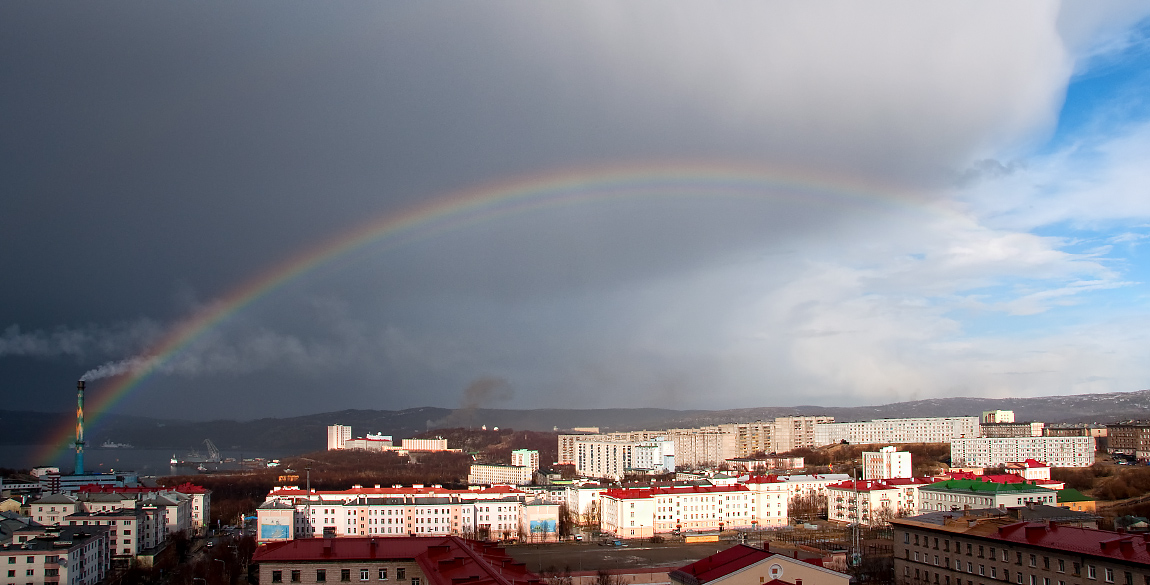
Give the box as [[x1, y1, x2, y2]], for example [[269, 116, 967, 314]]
[[863, 446, 913, 480], [950, 436, 1094, 468], [327, 425, 352, 451], [0, 527, 110, 585], [1106, 422, 1150, 461], [466, 465, 533, 486], [252, 536, 539, 585], [917, 479, 1058, 513], [893, 514, 1150, 585], [815, 417, 980, 447]]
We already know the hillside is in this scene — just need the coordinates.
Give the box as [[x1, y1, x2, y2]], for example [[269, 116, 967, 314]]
[[4, 387, 1148, 451]]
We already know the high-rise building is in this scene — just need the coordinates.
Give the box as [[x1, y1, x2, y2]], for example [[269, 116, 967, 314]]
[[862, 446, 912, 480], [510, 449, 539, 471], [326, 425, 351, 450]]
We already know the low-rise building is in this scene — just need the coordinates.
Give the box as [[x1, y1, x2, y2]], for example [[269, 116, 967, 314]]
[[918, 479, 1058, 513], [1004, 459, 1051, 481], [669, 544, 851, 585], [827, 478, 929, 525], [252, 536, 539, 585], [467, 464, 533, 486]]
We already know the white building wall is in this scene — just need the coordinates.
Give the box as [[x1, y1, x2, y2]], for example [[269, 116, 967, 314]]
[[814, 417, 980, 447], [949, 436, 1094, 468], [862, 446, 913, 480], [326, 425, 352, 450]]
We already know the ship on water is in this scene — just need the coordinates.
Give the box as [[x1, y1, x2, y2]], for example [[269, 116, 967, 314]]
[[170, 439, 221, 467], [100, 440, 134, 449]]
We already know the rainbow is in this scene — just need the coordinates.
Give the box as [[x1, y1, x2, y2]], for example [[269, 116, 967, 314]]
[[35, 161, 938, 465]]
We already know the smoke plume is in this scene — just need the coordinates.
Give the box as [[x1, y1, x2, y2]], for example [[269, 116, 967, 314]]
[[429, 376, 514, 428], [79, 356, 163, 381]]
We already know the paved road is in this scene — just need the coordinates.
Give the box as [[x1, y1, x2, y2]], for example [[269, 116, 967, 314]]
[[504, 541, 738, 573]]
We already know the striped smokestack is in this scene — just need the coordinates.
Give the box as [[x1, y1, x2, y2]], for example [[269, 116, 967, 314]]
[[75, 380, 85, 475]]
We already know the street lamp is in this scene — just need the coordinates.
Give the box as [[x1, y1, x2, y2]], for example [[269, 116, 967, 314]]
[[214, 559, 228, 584]]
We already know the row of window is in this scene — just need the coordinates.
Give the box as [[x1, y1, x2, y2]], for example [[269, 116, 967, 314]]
[[271, 568, 415, 583]]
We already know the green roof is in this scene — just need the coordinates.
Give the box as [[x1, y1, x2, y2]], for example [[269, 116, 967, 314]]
[[921, 479, 1054, 494], [1057, 488, 1093, 503]]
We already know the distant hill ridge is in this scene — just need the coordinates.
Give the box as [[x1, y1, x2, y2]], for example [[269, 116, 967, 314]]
[[3, 388, 1147, 452]]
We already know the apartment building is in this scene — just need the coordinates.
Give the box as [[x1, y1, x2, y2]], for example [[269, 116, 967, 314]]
[[981, 422, 1046, 438], [892, 514, 1150, 585], [466, 464, 533, 486], [815, 417, 981, 446], [827, 478, 929, 525], [510, 450, 539, 471], [863, 446, 913, 480], [327, 425, 352, 450], [600, 484, 763, 539], [950, 436, 1094, 468], [1106, 422, 1150, 461], [574, 439, 673, 479], [0, 526, 110, 585], [257, 485, 555, 543], [772, 416, 836, 453]]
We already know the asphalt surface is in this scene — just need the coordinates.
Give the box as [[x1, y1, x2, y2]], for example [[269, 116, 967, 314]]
[[504, 541, 743, 573]]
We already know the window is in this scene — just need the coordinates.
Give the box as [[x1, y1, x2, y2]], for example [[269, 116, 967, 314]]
[[26, 570, 33, 577], [967, 544, 973, 556], [1044, 558, 1050, 570], [980, 565, 985, 576], [317, 569, 327, 582], [1125, 572, 1133, 585], [361, 570, 370, 581], [1105, 568, 1114, 583], [1030, 555, 1037, 568], [412, 579, 420, 585], [272, 571, 283, 583], [342, 569, 352, 582], [397, 569, 406, 580], [968, 562, 973, 573], [379, 569, 387, 580], [6, 558, 12, 564], [7, 570, 14, 577], [1058, 560, 1065, 573], [292, 571, 301, 583], [1017, 553, 1023, 565], [992, 568, 998, 579], [1088, 566, 1097, 580], [979, 546, 985, 558]]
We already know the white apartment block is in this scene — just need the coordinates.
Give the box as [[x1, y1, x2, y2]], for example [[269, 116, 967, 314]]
[[863, 446, 913, 480], [467, 464, 533, 486], [600, 484, 774, 539], [510, 450, 539, 471], [574, 439, 674, 479], [814, 417, 980, 446], [772, 416, 836, 453], [256, 485, 551, 542], [327, 425, 352, 450], [826, 479, 926, 525], [950, 436, 1094, 468], [982, 410, 1015, 423]]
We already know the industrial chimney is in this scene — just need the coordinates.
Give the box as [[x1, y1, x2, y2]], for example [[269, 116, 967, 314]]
[[75, 380, 85, 475]]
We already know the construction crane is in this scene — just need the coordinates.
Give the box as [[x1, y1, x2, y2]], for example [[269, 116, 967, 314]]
[[204, 439, 221, 463]]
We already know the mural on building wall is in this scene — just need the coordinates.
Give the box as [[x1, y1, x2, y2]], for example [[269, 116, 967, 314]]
[[261, 521, 290, 539], [530, 519, 556, 533]]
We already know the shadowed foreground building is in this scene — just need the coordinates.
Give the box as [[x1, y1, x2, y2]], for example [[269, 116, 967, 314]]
[[252, 536, 540, 585], [669, 544, 850, 585], [893, 513, 1150, 585]]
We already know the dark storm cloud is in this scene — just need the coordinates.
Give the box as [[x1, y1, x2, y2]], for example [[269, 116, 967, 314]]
[[4, 2, 1149, 419]]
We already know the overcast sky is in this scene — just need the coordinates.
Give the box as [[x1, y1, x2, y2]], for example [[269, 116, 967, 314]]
[[3, 2, 1150, 422]]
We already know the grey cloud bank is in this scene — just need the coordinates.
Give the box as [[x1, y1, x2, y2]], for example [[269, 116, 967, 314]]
[[3, 2, 1150, 419]]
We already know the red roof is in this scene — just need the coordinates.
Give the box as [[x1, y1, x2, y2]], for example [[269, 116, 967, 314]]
[[989, 522, 1150, 563], [744, 475, 784, 484], [269, 486, 525, 497], [670, 544, 772, 584], [253, 536, 539, 585], [77, 482, 209, 494], [602, 485, 749, 500]]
